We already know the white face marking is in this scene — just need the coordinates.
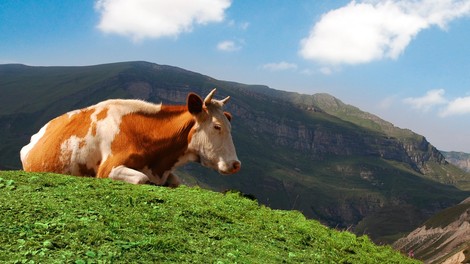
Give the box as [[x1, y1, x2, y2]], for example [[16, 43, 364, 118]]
[[20, 122, 49, 165]]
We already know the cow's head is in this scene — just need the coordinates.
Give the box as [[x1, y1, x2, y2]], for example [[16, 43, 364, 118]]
[[187, 88, 241, 175]]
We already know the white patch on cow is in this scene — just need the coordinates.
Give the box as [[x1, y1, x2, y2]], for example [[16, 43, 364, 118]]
[[20, 122, 49, 165], [57, 99, 163, 175], [95, 99, 162, 116], [59, 135, 82, 174], [66, 109, 80, 118], [109, 165, 150, 184]]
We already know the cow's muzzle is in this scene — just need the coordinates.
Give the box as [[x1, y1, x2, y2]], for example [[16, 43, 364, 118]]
[[219, 160, 241, 175]]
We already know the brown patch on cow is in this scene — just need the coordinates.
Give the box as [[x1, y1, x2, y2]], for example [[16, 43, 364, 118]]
[[96, 108, 108, 121], [23, 108, 94, 174], [98, 105, 196, 179], [91, 124, 97, 136]]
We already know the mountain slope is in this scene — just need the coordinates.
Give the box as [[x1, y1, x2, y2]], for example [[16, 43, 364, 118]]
[[442, 151, 470, 173], [0, 171, 418, 263], [393, 196, 470, 263], [1, 61, 469, 244]]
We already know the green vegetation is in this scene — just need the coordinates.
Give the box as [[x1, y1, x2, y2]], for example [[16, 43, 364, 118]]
[[0, 171, 418, 263]]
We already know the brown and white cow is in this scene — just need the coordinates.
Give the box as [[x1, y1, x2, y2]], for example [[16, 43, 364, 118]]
[[20, 89, 241, 187]]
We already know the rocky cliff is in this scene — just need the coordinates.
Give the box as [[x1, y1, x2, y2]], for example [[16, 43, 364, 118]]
[[393, 197, 470, 263]]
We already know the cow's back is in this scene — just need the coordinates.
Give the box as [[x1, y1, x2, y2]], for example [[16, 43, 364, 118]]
[[20, 99, 162, 176]]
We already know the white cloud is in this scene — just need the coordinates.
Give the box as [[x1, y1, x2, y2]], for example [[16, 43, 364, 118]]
[[403, 89, 447, 111], [217, 40, 241, 52], [262, 61, 298, 71], [402, 89, 470, 117], [95, 0, 231, 41], [300, 0, 470, 65], [440, 96, 470, 117]]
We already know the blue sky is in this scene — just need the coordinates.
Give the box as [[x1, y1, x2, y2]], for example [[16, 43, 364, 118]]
[[1, 0, 470, 152]]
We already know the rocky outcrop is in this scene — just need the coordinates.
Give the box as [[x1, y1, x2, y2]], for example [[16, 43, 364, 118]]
[[393, 197, 470, 263]]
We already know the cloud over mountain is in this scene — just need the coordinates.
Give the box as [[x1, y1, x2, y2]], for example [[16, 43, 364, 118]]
[[403, 89, 470, 117], [95, 0, 231, 41], [440, 95, 470, 117], [300, 0, 470, 65], [403, 89, 447, 112]]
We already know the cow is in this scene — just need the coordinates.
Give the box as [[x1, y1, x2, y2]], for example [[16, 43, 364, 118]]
[[20, 89, 241, 187]]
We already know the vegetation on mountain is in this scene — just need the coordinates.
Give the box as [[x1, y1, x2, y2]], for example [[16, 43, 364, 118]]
[[1, 61, 469, 244], [0, 171, 418, 263]]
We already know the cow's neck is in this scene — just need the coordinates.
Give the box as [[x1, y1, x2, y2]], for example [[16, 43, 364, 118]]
[[117, 105, 196, 177]]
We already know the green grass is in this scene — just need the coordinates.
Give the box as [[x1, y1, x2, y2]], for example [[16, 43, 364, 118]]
[[0, 171, 418, 263]]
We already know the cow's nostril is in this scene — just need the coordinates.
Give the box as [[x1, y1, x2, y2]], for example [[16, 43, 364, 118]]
[[232, 161, 241, 172]]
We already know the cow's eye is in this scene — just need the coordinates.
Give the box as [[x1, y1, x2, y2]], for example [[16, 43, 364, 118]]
[[214, 124, 222, 131]]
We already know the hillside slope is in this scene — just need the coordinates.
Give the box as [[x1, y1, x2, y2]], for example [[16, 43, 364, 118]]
[[393, 196, 470, 263], [0, 171, 418, 263], [1, 61, 469, 244]]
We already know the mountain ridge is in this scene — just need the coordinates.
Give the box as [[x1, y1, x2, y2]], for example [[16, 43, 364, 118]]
[[1, 61, 469, 244]]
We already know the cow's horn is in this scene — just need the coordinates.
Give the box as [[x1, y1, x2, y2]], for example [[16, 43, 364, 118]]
[[204, 88, 217, 106], [221, 96, 230, 105]]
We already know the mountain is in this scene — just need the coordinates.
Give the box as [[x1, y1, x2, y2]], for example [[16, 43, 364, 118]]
[[1, 61, 469, 244], [442, 151, 470, 173], [393, 196, 470, 263]]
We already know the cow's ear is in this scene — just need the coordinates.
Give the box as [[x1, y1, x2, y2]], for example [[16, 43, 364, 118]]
[[224, 112, 232, 122], [187, 93, 203, 115]]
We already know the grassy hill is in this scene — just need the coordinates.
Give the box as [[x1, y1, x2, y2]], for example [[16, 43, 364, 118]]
[[0, 171, 418, 263], [1, 61, 469, 244]]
